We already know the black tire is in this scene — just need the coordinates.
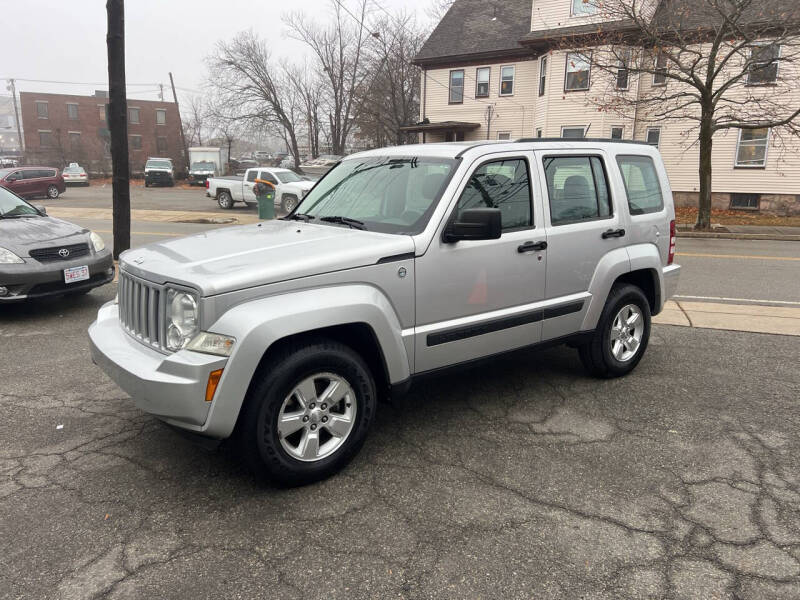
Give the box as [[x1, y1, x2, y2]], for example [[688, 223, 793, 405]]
[[578, 283, 651, 378], [217, 191, 233, 209], [237, 337, 376, 486], [281, 194, 299, 213], [46, 185, 59, 199]]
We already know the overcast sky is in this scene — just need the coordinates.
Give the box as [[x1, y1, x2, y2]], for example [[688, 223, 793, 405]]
[[1, 0, 434, 103]]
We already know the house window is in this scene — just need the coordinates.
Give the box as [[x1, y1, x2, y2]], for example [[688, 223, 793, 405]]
[[730, 193, 760, 210], [129, 135, 142, 150], [536, 128, 543, 138], [38, 130, 52, 147], [544, 156, 612, 225], [456, 158, 533, 231], [500, 66, 515, 95], [571, 0, 597, 16], [157, 137, 168, 153], [475, 67, 490, 98], [646, 127, 661, 147], [156, 109, 167, 125], [35, 101, 48, 119], [735, 128, 769, 167], [611, 126, 624, 140], [66, 103, 79, 120], [561, 126, 586, 139], [539, 56, 548, 96], [128, 107, 140, 124], [98, 105, 106, 121], [497, 132, 511, 140], [68, 132, 81, 150], [653, 52, 667, 86], [616, 49, 631, 90], [748, 44, 780, 85], [449, 70, 464, 104], [617, 155, 664, 215], [565, 52, 591, 91]]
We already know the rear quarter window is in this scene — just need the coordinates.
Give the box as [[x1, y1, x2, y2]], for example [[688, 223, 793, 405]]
[[616, 155, 664, 215]]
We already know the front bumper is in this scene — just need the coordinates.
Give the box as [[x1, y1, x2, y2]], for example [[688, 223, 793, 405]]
[[89, 302, 228, 432], [0, 251, 114, 302], [145, 172, 174, 185]]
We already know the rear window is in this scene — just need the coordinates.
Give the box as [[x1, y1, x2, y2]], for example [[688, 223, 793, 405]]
[[616, 155, 664, 215]]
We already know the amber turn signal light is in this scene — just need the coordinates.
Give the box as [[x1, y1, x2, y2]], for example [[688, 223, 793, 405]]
[[205, 369, 224, 402]]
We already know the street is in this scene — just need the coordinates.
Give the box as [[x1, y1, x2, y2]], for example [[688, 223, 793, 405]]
[[2, 186, 799, 599]]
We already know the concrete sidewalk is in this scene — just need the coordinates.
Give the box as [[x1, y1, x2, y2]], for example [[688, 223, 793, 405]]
[[655, 300, 800, 336], [677, 223, 800, 241]]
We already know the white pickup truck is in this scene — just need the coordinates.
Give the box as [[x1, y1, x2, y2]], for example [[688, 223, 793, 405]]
[[206, 167, 315, 212]]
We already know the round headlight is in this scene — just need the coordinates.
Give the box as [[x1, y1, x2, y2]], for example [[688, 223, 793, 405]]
[[165, 289, 199, 351]]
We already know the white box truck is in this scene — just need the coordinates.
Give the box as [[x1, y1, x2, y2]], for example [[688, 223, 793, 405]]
[[188, 147, 229, 186]]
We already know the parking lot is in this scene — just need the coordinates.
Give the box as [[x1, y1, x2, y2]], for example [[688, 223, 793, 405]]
[[2, 185, 800, 599]]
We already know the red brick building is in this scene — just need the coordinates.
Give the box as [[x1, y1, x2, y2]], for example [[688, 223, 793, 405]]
[[20, 91, 184, 175]]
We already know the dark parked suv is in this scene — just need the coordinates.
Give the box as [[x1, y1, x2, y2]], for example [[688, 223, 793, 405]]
[[0, 167, 66, 199]]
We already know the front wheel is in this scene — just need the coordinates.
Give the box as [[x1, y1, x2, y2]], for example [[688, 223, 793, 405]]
[[281, 194, 299, 213], [237, 338, 376, 486], [578, 283, 651, 378], [217, 191, 233, 209], [47, 185, 60, 199]]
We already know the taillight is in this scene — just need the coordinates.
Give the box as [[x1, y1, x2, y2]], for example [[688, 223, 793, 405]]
[[205, 179, 209, 189], [668, 219, 676, 265]]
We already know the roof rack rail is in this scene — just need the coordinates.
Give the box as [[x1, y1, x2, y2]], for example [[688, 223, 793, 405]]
[[516, 137, 651, 146]]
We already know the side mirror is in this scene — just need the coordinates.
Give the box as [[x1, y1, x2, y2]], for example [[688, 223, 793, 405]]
[[34, 205, 47, 216], [443, 208, 502, 243]]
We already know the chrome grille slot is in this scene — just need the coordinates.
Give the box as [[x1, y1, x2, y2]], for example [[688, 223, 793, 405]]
[[118, 271, 163, 350]]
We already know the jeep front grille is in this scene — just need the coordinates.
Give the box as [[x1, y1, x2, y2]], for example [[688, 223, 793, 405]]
[[118, 271, 164, 350]]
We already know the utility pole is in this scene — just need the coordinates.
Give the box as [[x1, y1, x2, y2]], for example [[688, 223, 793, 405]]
[[106, 0, 130, 258], [169, 73, 189, 176], [7, 79, 24, 153]]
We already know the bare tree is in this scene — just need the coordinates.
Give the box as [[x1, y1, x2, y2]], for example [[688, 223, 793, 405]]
[[183, 95, 209, 147], [355, 12, 425, 147], [285, 0, 370, 156], [207, 30, 306, 171], [556, 0, 800, 230], [285, 62, 324, 159]]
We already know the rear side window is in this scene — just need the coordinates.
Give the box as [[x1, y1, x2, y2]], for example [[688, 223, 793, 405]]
[[616, 155, 664, 215], [455, 158, 532, 231], [23, 170, 40, 179], [543, 156, 611, 225]]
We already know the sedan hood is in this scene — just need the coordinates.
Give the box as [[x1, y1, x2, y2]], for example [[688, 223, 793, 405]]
[[120, 219, 415, 296], [0, 216, 88, 256]]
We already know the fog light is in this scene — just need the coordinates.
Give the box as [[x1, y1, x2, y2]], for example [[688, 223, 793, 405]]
[[0, 286, 8, 296], [205, 369, 224, 402]]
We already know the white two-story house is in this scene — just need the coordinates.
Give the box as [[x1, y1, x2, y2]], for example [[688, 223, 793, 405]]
[[408, 0, 800, 214]]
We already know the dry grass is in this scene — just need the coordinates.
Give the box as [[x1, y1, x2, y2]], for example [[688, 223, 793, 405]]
[[675, 207, 800, 227]]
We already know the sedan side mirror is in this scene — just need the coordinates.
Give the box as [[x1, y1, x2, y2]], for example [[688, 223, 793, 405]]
[[34, 205, 47, 216], [443, 208, 502, 243]]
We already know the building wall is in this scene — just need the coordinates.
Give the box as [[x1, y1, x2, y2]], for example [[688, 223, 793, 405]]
[[530, 0, 659, 33], [20, 92, 184, 175]]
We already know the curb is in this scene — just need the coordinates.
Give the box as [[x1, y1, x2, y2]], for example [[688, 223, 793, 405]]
[[676, 232, 800, 241]]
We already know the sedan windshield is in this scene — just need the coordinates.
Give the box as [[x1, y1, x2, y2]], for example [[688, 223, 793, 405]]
[[275, 171, 302, 184], [0, 186, 39, 217], [297, 156, 457, 235]]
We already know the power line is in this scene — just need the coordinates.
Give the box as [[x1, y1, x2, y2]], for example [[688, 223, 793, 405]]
[[1, 77, 159, 87]]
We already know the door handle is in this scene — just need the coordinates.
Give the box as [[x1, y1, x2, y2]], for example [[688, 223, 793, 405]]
[[518, 241, 548, 253], [602, 228, 626, 239]]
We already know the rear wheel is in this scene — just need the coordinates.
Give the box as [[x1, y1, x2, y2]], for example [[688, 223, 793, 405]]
[[237, 338, 376, 486], [217, 191, 233, 209], [47, 185, 59, 199], [578, 283, 651, 378]]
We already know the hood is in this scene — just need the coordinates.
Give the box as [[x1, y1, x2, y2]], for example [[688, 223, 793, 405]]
[[0, 216, 88, 256], [283, 180, 315, 192], [120, 219, 415, 296], [145, 167, 173, 173]]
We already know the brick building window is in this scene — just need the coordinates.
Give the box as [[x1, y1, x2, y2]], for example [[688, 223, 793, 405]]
[[68, 132, 81, 150], [129, 135, 142, 150], [157, 137, 168, 153], [128, 107, 140, 124], [38, 130, 53, 146], [98, 105, 106, 121], [730, 193, 760, 210], [66, 103, 79, 120], [156, 109, 167, 125], [35, 101, 49, 119]]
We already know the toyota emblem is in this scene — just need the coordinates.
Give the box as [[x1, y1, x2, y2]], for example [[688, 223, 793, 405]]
[[58, 248, 70, 258]]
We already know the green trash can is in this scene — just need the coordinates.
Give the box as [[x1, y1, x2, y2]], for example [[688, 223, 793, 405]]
[[254, 182, 276, 220]]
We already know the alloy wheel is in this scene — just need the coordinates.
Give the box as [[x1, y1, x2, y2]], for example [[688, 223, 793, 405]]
[[609, 304, 644, 362]]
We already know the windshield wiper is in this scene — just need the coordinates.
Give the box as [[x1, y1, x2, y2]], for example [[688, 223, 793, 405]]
[[320, 216, 367, 230], [285, 213, 315, 222]]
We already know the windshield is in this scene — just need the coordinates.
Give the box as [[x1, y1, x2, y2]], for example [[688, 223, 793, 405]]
[[0, 169, 12, 178], [0, 186, 39, 217], [276, 171, 302, 184], [191, 161, 215, 170], [146, 160, 172, 169], [297, 156, 457, 235], [318, 155, 342, 161]]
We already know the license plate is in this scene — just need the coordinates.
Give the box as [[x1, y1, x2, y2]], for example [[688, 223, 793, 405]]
[[64, 265, 90, 284]]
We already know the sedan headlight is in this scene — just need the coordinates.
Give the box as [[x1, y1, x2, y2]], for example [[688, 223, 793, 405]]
[[186, 332, 236, 356], [89, 231, 105, 252], [0, 247, 23, 264], [165, 289, 199, 351]]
